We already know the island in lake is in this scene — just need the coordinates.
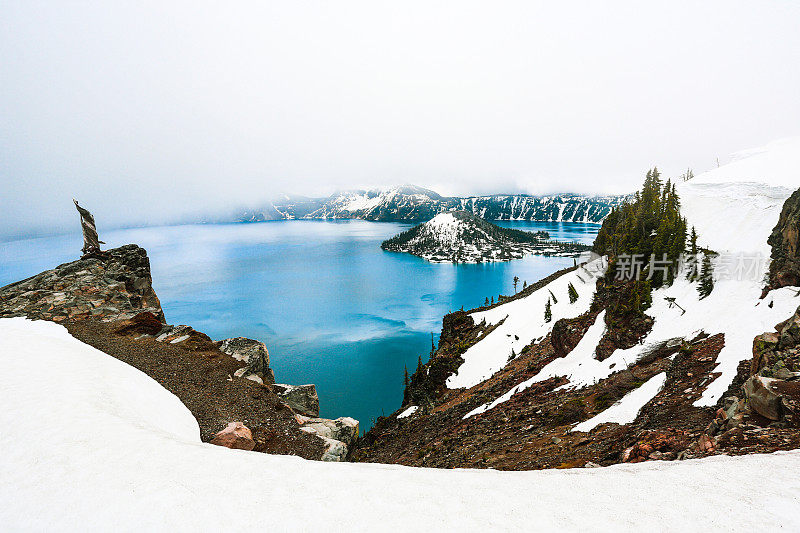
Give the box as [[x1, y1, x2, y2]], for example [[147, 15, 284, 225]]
[[381, 210, 592, 263]]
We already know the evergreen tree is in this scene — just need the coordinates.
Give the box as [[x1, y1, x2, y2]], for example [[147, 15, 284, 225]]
[[544, 298, 552, 323], [513, 276, 520, 294], [567, 282, 579, 304], [698, 254, 715, 299], [404, 365, 409, 388], [484, 296, 490, 306], [491, 296, 494, 304], [592, 167, 695, 310], [690, 226, 698, 256], [417, 354, 423, 374], [548, 289, 558, 304], [430, 332, 436, 355], [523, 280, 528, 289]]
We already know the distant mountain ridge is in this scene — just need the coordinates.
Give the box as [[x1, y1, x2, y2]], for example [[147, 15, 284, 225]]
[[234, 185, 627, 224]]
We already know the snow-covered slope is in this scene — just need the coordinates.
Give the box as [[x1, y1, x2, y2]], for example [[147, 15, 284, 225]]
[[451, 138, 799, 424], [447, 256, 607, 388], [458, 193, 625, 223], [3, 317, 800, 531]]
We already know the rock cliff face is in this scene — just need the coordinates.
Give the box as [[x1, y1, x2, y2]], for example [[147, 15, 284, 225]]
[[767, 188, 800, 290], [0, 245, 359, 462], [0, 244, 164, 323]]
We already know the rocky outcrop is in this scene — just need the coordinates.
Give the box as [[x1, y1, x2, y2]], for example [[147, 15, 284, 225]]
[[272, 384, 320, 417], [296, 415, 360, 461], [299, 416, 359, 444], [216, 337, 275, 384], [767, 188, 800, 290], [210, 422, 256, 451], [0, 245, 164, 323]]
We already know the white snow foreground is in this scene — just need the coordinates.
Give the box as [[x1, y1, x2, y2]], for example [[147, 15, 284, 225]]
[[2, 318, 800, 531], [455, 137, 798, 423]]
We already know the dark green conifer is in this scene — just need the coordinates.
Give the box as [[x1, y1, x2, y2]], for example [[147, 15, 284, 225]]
[[698, 254, 714, 299], [568, 282, 579, 304]]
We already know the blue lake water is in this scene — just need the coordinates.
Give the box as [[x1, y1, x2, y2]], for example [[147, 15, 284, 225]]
[[0, 220, 598, 430]]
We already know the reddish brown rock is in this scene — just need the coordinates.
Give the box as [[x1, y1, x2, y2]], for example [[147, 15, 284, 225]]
[[210, 422, 255, 451]]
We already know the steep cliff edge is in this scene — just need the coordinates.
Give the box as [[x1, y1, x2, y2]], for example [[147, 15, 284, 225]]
[[767, 187, 800, 290], [0, 245, 359, 461]]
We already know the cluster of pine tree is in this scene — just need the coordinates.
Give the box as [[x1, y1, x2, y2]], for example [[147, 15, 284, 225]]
[[592, 168, 693, 311]]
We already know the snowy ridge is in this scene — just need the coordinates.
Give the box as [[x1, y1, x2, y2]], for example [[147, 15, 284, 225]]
[[236, 186, 627, 223], [3, 317, 800, 531], [455, 137, 799, 424]]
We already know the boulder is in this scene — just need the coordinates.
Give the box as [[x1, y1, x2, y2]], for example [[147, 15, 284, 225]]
[[744, 376, 783, 420], [216, 337, 275, 384], [272, 384, 320, 417], [320, 437, 348, 462], [299, 417, 359, 446], [210, 422, 255, 451]]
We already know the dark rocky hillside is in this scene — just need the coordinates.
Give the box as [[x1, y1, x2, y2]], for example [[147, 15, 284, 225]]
[[352, 184, 800, 470]]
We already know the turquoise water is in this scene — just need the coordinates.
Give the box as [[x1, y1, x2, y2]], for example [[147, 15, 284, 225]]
[[0, 220, 597, 430]]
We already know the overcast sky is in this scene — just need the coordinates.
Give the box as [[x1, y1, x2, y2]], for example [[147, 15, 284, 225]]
[[2, 1, 799, 237]]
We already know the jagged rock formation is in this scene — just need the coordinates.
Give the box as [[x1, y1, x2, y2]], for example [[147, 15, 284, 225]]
[[381, 210, 590, 263], [0, 245, 358, 462], [216, 337, 276, 384], [233, 185, 627, 224], [0, 244, 164, 322], [272, 384, 320, 417], [767, 188, 800, 290]]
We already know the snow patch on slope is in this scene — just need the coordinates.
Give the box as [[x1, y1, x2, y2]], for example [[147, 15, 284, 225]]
[[447, 257, 607, 389], [463, 310, 608, 419], [572, 373, 667, 433]]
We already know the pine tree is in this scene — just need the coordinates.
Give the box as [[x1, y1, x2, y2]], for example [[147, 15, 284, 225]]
[[491, 296, 494, 304], [567, 282, 579, 304], [417, 354, 423, 374], [484, 296, 490, 306], [404, 365, 409, 388], [523, 280, 527, 289], [544, 298, 552, 323], [513, 276, 519, 294], [430, 332, 436, 355], [548, 290, 558, 304], [690, 226, 698, 256], [698, 254, 714, 299]]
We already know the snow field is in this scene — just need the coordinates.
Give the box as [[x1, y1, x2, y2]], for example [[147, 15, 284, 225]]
[[2, 317, 800, 531]]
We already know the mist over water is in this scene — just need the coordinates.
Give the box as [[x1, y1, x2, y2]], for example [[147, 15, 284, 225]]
[[0, 220, 597, 430]]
